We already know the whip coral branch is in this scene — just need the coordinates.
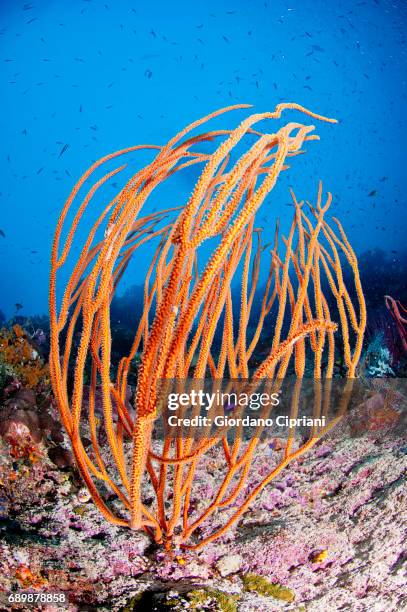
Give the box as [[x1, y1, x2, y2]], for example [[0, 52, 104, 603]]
[[49, 103, 366, 549], [385, 295, 407, 352]]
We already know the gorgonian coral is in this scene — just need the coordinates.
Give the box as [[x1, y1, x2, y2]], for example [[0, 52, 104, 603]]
[[49, 104, 366, 549], [385, 296, 407, 353]]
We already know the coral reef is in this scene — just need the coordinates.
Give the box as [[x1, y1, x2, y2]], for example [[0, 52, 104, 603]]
[[0, 325, 48, 390], [359, 333, 395, 377], [0, 327, 405, 609], [0, 387, 405, 610]]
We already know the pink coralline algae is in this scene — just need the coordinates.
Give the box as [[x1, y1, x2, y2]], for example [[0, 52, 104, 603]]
[[0, 423, 405, 610], [0, 340, 406, 610]]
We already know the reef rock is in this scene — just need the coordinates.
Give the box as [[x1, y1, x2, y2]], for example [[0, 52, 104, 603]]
[[0, 422, 405, 611]]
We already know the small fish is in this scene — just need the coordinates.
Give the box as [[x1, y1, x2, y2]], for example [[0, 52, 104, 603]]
[[368, 190, 377, 197], [0, 229, 5, 238], [58, 143, 69, 158], [144, 69, 152, 78], [15, 303, 23, 311]]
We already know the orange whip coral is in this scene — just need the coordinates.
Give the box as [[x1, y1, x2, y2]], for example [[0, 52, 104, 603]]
[[49, 103, 366, 549]]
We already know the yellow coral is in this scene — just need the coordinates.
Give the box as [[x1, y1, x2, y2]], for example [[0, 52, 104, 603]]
[[310, 549, 328, 563], [0, 325, 48, 388]]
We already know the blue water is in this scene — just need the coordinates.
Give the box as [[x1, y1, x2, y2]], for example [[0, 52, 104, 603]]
[[0, 0, 406, 319]]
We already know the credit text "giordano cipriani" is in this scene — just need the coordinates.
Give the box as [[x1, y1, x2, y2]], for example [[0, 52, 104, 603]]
[[165, 390, 326, 429]]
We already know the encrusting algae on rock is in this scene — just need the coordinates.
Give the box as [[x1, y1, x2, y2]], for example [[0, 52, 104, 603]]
[[242, 573, 296, 602], [119, 588, 239, 612]]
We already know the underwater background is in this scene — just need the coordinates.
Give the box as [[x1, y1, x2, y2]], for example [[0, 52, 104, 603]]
[[1, 4, 407, 609], [0, 0, 406, 349]]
